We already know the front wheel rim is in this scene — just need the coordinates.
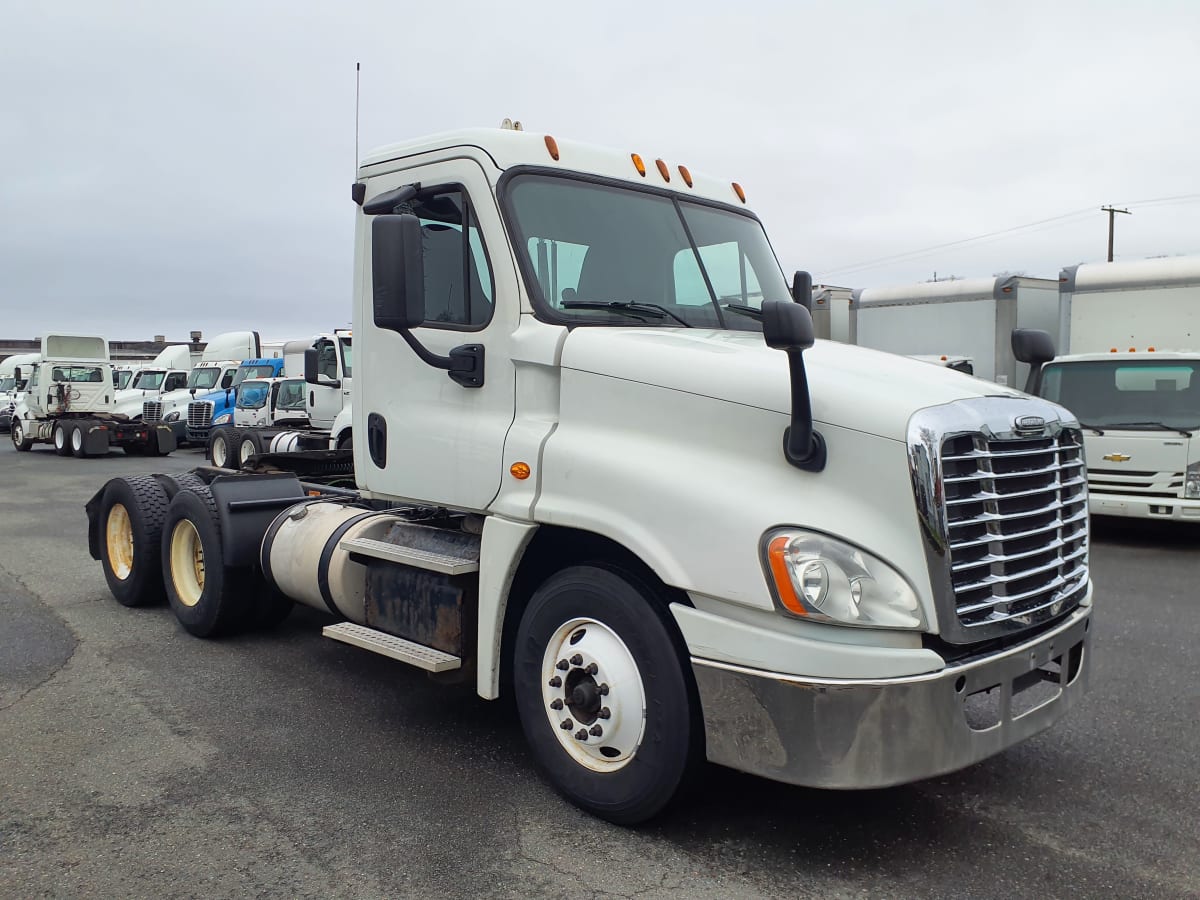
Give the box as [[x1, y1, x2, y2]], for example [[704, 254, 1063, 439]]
[[169, 519, 205, 607], [540, 617, 646, 773], [105, 503, 134, 580], [12, 423, 22, 445]]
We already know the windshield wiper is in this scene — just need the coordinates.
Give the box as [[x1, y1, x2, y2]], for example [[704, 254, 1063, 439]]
[[723, 303, 762, 320], [1077, 422, 1106, 435], [1104, 421, 1195, 437], [560, 300, 692, 327]]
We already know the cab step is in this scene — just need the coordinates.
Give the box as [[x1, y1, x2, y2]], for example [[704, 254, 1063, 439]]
[[322, 622, 462, 672], [340, 536, 480, 575]]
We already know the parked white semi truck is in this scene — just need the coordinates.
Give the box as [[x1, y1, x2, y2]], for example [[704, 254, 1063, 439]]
[[1, 351, 40, 431], [1017, 257, 1200, 521], [86, 127, 1092, 823], [11, 334, 175, 456], [849, 276, 1060, 386]]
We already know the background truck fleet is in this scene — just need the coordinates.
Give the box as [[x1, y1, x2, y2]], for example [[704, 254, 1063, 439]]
[[79, 125, 1095, 824]]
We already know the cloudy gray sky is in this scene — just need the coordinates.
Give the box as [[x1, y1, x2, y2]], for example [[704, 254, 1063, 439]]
[[3, 0, 1198, 341]]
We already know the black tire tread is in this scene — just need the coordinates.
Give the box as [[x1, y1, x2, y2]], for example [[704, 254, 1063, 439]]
[[101, 475, 171, 607]]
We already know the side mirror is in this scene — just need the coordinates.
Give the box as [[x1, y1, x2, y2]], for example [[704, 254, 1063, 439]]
[[791, 270, 814, 311], [1012, 328, 1056, 395], [373, 214, 426, 332], [220, 373, 233, 390], [762, 300, 825, 472], [304, 348, 319, 385], [1011, 328, 1056, 365]]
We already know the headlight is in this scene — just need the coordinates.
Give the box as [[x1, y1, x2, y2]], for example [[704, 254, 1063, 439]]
[[213, 412, 232, 426], [762, 529, 925, 629], [164, 410, 181, 422], [1186, 462, 1200, 499]]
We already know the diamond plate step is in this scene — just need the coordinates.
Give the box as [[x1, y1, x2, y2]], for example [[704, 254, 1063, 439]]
[[322, 622, 461, 672], [340, 537, 480, 575]]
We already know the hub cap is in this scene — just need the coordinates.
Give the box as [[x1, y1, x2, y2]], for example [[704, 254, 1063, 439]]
[[540, 617, 646, 773], [105, 503, 134, 580], [169, 519, 205, 607]]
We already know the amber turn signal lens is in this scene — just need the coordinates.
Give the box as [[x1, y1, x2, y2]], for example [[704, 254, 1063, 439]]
[[732, 182, 746, 203], [767, 536, 807, 616], [544, 135, 560, 160], [655, 158, 670, 182], [631, 153, 646, 176], [510, 462, 531, 480], [678, 165, 693, 187]]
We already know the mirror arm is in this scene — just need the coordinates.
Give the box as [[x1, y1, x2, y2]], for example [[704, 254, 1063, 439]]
[[780, 350, 827, 472], [397, 330, 485, 388]]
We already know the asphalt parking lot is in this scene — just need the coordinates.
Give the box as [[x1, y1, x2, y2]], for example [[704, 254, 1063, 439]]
[[1, 442, 1197, 899]]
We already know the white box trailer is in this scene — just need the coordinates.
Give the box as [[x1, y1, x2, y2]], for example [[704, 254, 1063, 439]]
[[810, 284, 852, 343], [850, 275, 1059, 386], [1022, 256, 1200, 521]]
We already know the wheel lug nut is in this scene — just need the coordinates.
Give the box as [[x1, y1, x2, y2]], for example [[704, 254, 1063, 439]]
[[559, 718, 574, 730], [584, 662, 598, 675], [574, 729, 588, 741], [549, 699, 563, 710], [598, 683, 609, 696], [547, 676, 562, 688], [569, 654, 583, 666], [589, 724, 603, 737], [598, 707, 611, 719], [556, 659, 569, 671]]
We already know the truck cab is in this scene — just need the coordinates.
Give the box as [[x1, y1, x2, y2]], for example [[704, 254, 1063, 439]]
[[233, 376, 308, 428], [187, 357, 286, 443], [302, 330, 352, 431]]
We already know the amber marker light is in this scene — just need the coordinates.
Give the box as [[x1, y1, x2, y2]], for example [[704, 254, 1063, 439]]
[[1129, 347, 1137, 352], [510, 462, 531, 480], [544, 135, 560, 160], [767, 536, 807, 616], [1148, 346, 1156, 352], [631, 153, 646, 176], [732, 182, 746, 203], [1110, 348, 1118, 353], [655, 158, 671, 182], [678, 165, 693, 187]]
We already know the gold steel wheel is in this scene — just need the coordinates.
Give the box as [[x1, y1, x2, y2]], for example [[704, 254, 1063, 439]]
[[105, 503, 134, 581], [169, 519, 205, 608]]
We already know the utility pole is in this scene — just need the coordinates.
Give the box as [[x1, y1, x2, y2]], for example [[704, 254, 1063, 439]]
[[1101, 206, 1131, 262]]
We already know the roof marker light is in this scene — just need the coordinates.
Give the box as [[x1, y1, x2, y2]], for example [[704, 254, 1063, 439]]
[[1129, 347, 1137, 352], [544, 135, 560, 160], [732, 182, 746, 203], [655, 159, 671, 182], [1148, 346, 1156, 352], [631, 153, 646, 177], [678, 165, 693, 187], [1110, 348, 1118, 353]]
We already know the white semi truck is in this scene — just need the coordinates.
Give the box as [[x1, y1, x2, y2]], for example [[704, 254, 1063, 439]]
[[1, 351, 40, 431], [85, 127, 1093, 823], [849, 276, 1060, 386], [10, 334, 176, 456], [1016, 257, 1200, 521]]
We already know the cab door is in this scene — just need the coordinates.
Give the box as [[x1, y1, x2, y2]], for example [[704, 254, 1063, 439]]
[[356, 155, 518, 512]]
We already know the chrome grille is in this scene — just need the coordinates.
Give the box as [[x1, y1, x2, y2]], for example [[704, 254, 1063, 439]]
[[142, 400, 163, 422], [188, 401, 214, 429], [908, 398, 1091, 644]]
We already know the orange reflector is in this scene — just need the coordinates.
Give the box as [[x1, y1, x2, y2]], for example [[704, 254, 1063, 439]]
[[1148, 346, 1156, 352], [767, 536, 807, 616], [940, 355, 948, 361], [1110, 348, 1118, 353], [510, 462, 531, 480], [631, 153, 646, 176], [1129, 347, 1136, 352], [678, 165, 693, 187], [732, 182, 746, 203], [544, 135, 560, 160]]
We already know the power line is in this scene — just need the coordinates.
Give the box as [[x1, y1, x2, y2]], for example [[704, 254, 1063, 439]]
[[817, 193, 1200, 279]]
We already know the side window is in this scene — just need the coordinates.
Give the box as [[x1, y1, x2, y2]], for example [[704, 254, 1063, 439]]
[[315, 339, 338, 379], [405, 187, 494, 328]]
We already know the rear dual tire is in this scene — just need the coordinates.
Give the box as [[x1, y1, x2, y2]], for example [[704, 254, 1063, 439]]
[[53, 422, 72, 456], [98, 476, 171, 607]]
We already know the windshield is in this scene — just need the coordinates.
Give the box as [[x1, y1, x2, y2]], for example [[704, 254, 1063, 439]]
[[237, 380, 270, 410], [232, 363, 278, 387], [187, 367, 222, 391], [339, 337, 352, 378], [277, 379, 307, 410], [132, 369, 163, 390], [0, 377, 13, 393], [504, 174, 791, 329], [1041, 360, 1200, 430]]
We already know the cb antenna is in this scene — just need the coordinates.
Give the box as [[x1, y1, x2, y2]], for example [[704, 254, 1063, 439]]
[[351, 63, 366, 205]]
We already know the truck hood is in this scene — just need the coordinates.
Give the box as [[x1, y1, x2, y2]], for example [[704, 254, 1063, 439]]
[[559, 328, 1025, 441]]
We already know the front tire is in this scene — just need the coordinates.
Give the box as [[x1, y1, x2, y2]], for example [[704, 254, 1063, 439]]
[[513, 565, 700, 825], [11, 420, 32, 451], [99, 476, 171, 607]]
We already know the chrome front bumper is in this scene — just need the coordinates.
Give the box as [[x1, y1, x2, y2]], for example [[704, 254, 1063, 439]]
[[691, 606, 1091, 789]]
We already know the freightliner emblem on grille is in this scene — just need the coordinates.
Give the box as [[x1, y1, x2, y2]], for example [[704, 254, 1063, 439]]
[[1014, 415, 1046, 433], [1103, 453, 1132, 462]]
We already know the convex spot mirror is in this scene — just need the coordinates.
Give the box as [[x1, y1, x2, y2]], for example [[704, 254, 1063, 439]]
[[372, 213, 426, 333]]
